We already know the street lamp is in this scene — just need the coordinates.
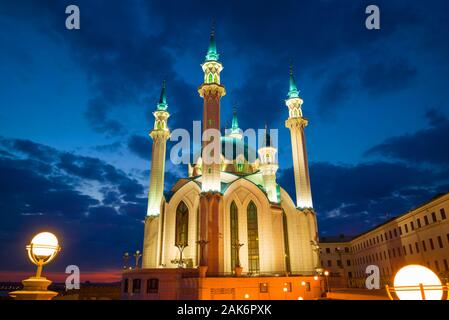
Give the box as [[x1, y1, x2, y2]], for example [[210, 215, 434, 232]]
[[324, 270, 330, 294], [386, 264, 449, 300], [9, 232, 61, 300], [123, 252, 130, 269], [133, 250, 142, 269]]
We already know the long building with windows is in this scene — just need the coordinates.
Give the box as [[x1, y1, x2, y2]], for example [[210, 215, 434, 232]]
[[320, 191, 449, 289]]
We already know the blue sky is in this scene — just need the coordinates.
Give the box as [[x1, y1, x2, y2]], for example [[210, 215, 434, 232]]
[[1, 0, 449, 276]]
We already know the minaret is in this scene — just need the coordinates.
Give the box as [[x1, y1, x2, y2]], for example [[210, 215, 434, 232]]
[[285, 67, 313, 208], [197, 25, 226, 276], [198, 25, 226, 192], [146, 81, 171, 216], [258, 126, 279, 202]]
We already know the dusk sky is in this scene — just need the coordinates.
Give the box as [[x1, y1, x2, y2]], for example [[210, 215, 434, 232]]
[[1, 0, 449, 281]]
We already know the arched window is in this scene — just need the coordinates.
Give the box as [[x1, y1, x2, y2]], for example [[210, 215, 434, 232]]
[[213, 74, 218, 83], [230, 201, 239, 268], [208, 73, 213, 83], [175, 201, 189, 246], [282, 210, 291, 274], [247, 201, 260, 273]]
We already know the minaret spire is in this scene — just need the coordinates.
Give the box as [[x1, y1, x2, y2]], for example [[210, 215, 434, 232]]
[[157, 80, 168, 110], [231, 107, 239, 131], [229, 106, 242, 139], [288, 64, 300, 99], [205, 20, 219, 62]]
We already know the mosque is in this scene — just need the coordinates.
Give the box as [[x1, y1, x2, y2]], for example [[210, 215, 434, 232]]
[[122, 28, 323, 300]]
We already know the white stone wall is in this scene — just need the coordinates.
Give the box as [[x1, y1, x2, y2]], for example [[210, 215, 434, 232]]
[[143, 179, 317, 275]]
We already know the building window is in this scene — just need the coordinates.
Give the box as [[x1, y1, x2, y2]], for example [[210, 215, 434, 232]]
[[282, 211, 291, 273], [403, 246, 407, 256], [345, 247, 349, 253], [405, 224, 408, 233], [424, 215, 429, 225], [444, 259, 449, 271], [175, 201, 189, 246], [326, 248, 330, 254], [422, 240, 427, 252], [417, 218, 421, 228], [328, 260, 332, 267], [389, 230, 393, 239], [123, 279, 129, 293], [409, 244, 413, 255], [381, 234, 384, 242], [348, 272, 353, 278], [415, 242, 420, 253], [432, 212, 437, 223], [230, 201, 239, 269], [337, 260, 342, 267], [147, 279, 159, 293], [399, 227, 402, 236], [398, 247, 402, 256], [410, 221, 415, 231], [247, 201, 260, 274], [259, 283, 268, 293], [283, 282, 292, 292], [438, 236, 443, 249], [306, 282, 311, 292], [441, 208, 447, 220], [347, 260, 351, 266], [394, 229, 397, 237], [429, 238, 435, 250], [132, 279, 141, 294]]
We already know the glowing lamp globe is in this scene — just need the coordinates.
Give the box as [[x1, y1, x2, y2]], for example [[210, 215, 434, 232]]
[[393, 265, 443, 300], [30, 232, 59, 258], [26, 232, 61, 278]]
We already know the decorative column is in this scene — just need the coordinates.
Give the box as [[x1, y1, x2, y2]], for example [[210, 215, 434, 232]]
[[285, 67, 313, 208]]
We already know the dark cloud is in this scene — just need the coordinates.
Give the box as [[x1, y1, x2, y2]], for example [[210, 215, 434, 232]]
[[0, 137, 146, 271], [359, 59, 418, 94], [1, 0, 431, 136], [278, 160, 449, 236], [365, 109, 449, 165], [317, 69, 354, 117], [128, 134, 151, 160]]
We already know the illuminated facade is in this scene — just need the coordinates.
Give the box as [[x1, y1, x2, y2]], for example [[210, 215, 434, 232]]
[[320, 191, 449, 288], [124, 27, 320, 300]]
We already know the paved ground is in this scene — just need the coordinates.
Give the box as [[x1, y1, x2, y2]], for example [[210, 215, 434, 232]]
[[327, 288, 389, 300]]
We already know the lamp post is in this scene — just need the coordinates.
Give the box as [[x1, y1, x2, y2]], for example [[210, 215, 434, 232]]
[[172, 243, 188, 268], [133, 250, 142, 269], [9, 232, 61, 300], [123, 252, 130, 269], [324, 270, 330, 294], [231, 242, 244, 277]]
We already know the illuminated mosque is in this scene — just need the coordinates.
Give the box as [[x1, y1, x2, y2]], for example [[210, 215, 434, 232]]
[[122, 27, 322, 300]]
